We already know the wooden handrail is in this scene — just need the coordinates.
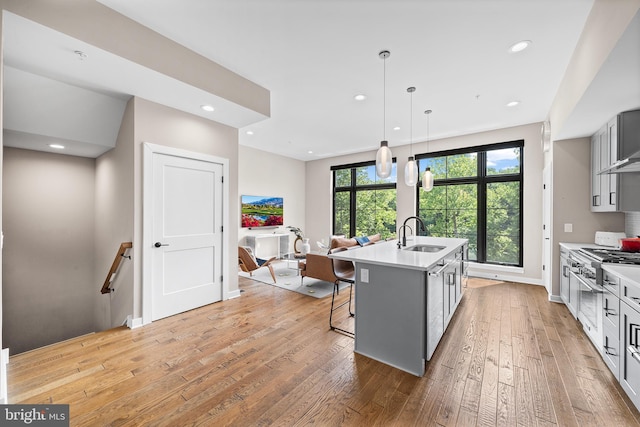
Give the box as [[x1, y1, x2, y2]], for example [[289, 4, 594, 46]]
[[101, 242, 133, 294]]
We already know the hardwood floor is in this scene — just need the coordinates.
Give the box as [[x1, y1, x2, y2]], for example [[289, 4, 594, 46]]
[[8, 277, 640, 426]]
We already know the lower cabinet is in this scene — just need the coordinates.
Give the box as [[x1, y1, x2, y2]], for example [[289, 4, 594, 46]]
[[621, 299, 640, 410], [603, 289, 621, 380], [426, 246, 464, 361], [559, 247, 578, 318]]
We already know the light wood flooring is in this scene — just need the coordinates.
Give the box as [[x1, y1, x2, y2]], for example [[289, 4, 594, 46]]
[[7, 277, 640, 426]]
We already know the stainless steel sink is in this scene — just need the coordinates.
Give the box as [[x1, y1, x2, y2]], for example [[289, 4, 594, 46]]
[[404, 244, 446, 253]]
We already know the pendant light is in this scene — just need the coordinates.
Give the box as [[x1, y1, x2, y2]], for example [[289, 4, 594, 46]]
[[375, 50, 392, 179], [404, 87, 418, 186], [422, 109, 434, 191]]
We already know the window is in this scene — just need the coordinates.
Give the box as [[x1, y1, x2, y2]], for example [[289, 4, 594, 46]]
[[417, 141, 523, 266], [332, 160, 397, 239]]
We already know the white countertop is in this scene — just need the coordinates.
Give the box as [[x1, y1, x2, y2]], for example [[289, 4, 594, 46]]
[[603, 264, 640, 285], [559, 242, 608, 251], [328, 236, 468, 272], [560, 242, 640, 284]]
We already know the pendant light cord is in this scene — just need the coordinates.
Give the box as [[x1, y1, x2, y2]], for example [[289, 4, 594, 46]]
[[410, 89, 413, 156], [383, 55, 386, 141]]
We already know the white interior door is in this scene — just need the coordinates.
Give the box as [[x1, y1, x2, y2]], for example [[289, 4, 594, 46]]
[[151, 152, 223, 321]]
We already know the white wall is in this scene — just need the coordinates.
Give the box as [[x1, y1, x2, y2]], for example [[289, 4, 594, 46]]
[[306, 123, 545, 285], [238, 145, 306, 256]]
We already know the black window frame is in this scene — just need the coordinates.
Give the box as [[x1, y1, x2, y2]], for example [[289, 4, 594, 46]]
[[416, 140, 524, 267], [331, 159, 397, 238]]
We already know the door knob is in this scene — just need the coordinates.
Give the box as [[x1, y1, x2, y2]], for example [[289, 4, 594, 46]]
[[154, 242, 169, 248]]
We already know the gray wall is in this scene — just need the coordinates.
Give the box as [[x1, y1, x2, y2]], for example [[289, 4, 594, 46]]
[[2, 147, 97, 354], [94, 97, 135, 330], [131, 97, 240, 318], [551, 138, 625, 296]]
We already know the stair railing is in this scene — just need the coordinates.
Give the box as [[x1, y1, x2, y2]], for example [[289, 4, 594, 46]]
[[101, 242, 132, 294]]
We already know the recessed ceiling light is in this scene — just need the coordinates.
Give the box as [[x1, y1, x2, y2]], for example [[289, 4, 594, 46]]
[[308, 150, 313, 154], [201, 105, 215, 112], [246, 130, 254, 135], [393, 126, 401, 131], [49, 144, 65, 149], [506, 100, 520, 107], [354, 94, 367, 101], [508, 40, 531, 53]]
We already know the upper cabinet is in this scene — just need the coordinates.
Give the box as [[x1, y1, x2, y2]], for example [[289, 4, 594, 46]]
[[591, 110, 640, 213], [591, 123, 617, 211]]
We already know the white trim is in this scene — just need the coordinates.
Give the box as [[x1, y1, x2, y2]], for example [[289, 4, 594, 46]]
[[142, 142, 230, 326], [0, 348, 9, 403], [548, 294, 563, 303], [469, 262, 524, 275], [126, 315, 144, 329], [227, 289, 241, 299], [468, 271, 543, 287]]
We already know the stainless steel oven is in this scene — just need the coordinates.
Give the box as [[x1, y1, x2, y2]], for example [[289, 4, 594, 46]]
[[570, 250, 603, 349]]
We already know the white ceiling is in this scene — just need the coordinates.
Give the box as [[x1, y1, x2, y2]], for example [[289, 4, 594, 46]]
[[3, 0, 638, 161]]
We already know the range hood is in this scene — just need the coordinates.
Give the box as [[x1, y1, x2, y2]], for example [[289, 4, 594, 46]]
[[600, 150, 640, 174]]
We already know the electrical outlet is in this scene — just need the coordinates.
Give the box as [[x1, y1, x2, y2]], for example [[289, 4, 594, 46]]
[[564, 223, 573, 233], [361, 268, 369, 283]]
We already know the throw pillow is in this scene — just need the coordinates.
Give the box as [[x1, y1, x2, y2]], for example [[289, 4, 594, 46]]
[[354, 236, 370, 246]]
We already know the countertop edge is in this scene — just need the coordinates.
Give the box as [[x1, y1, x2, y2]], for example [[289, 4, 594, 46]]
[[328, 236, 468, 272]]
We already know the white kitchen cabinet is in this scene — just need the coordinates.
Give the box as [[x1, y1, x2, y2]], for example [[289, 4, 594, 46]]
[[620, 299, 640, 410], [559, 246, 579, 318], [603, 287, 621, 380], [591, 124, 617, 212], [590, 111, 640, 212], [560, 247, 571, 305]]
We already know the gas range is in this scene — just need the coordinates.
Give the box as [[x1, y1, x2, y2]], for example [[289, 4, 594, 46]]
[[579, 247, 640, 265]]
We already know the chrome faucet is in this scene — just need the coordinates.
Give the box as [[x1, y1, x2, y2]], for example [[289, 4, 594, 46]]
[[400, 216, 426, 247]]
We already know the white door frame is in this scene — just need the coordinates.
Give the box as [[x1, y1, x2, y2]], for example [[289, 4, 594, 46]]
[[142, 142, 229, 325]]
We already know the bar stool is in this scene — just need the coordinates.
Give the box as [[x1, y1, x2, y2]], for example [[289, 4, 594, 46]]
[[329, 246, 355, 337]]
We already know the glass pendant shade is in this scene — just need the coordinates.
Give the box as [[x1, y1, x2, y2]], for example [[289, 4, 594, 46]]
[[376, 141, 392, 178], [405, 156, 418, 186], [422, 167, 434, 191]]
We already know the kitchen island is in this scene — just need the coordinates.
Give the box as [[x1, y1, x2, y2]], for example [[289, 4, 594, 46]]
[[329, 236, 468, 376]]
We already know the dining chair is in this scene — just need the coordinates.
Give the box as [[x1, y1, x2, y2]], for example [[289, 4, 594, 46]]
[[329, 246, 356, 337]]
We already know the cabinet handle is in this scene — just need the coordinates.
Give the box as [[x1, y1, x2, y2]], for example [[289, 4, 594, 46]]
[[628, 346, 640, 363], [604, 346, 616, 356], [610, 192, 616, 205], [593, 195, 601, 206], [631, 324, 640, 347], [603, 280, 616, 287], [604, 308, 616, 317]]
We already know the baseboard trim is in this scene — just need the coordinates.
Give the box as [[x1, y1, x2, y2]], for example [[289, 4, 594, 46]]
[[227, 289, 241, 299], [1, 348, 9, 403], [548, 294, 564, 303], [469, 272, 542, 286], [126, 315, 144, 329]]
